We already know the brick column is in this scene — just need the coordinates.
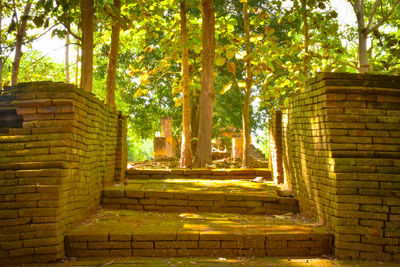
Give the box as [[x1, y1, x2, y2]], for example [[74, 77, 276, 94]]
[[161, 117, 174, 157], [268, 110, 284, 184]]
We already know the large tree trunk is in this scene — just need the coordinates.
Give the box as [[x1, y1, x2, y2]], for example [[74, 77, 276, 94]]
[[80, 0, 94, 92], [179, 0, 192, 168], [65, 33, 70, 83], [11, 1, 32, 86], [242, 1, 251, 168], [106, 0, 121, 108], [193, 0, 215, 168]]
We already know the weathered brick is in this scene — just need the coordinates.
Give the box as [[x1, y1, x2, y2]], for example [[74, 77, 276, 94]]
[[88, 241, 131, 249], [155, 241, 197, 249], [336, 241, 383, 252], [132, 241, 153, 248], [156, 199, 187, 206], [199, 241, 220, 248], [125, 190, 144, 198]]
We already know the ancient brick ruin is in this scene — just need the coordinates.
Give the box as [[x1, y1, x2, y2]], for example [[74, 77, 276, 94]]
[[0, 73, 399, 264], [269, 72, 400, 261], [0, 82, 127, 264]]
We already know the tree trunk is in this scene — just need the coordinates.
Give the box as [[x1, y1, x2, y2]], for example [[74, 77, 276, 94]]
[[80, 0, 94, 92], [65, 33, 70, 83], [179, 0, 192, 168], [356, 0, 369, 74], [193, 0, 215, 168], [0, 2, 3, 90], [11, 1, 32, 86], [106, 0, 121, 108], [301, 0, 309, 77], [191, 98, 200, 154], [242, 1, 251, 168], [359, 31, 369, 73], [75, 42, 80, 86]]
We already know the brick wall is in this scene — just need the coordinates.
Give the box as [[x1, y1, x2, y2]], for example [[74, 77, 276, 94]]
[[270, 72, 400, 261], [0, 81, 127, 264]]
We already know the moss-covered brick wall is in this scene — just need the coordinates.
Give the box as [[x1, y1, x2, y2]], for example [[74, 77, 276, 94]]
[[0, 81, 127, 264], [270, 72, 400, 262]]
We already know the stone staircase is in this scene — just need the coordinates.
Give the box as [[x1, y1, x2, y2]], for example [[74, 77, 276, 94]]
[[250, 144, 266, 160], [64, 169, 333, 258]]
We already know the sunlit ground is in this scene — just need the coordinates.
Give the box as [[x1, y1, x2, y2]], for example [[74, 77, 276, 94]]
[[123, 179, 281, 196], [23, 256, 400, 267], [69, 209, 327, 242]]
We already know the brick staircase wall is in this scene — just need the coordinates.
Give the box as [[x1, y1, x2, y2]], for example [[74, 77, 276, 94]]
[[269, 72, 400, 262], [0, 82, 127, 264]]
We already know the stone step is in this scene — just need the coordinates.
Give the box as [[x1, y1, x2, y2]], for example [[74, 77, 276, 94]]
[[250, 144, 266, 160], [65, 209, 333, 258], [126, 168, 271, 180], [102, 179, 298, 215]]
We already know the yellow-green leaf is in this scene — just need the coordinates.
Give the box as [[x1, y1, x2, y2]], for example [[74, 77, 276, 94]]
[[238, 81, 246, 88], [220, 81, 233, 95], [216, 57, 226, 66], [174, 97, 182, 107], [226, 50, 235, 60]]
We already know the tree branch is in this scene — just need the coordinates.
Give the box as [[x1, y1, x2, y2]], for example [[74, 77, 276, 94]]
[[22, 23, 61, 45], [367, 0, 400, 34], [62, 22, 81, 41], [366, 0, 381, 30], [349, 0, 360, 15]]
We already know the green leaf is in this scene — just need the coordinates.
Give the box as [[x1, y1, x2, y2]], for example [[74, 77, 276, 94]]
[[216, 57, 226, 66]]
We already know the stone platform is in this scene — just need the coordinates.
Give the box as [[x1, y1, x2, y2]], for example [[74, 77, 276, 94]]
[[126, 168, 271, 180], [102, 179, 298, 214], [65, 209, 333, 258], [64, 168, 333, 259]]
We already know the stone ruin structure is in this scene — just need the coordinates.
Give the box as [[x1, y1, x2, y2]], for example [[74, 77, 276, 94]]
[[0, 73, 399, 264], [0, 82, 127, 264], [153, 117, 175, 158], [269, 73, 400, 261]]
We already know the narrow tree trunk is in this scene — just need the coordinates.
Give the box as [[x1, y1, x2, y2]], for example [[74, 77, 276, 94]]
[[191, 99, 200, 154], [301, 0, 310, 77], [242, 1, 251, 168], [193, 0, 215, 168], [75, 42, 80, 86], [0, 2, 3, 90], [80, 0, 94, 92], [357, 0, 369, 74], [106, 0, 121, 108], [359, 31, 369, 73], [65, 33, 70, 83], [179, 0, 192, 168], [11, 1, 32, 86]]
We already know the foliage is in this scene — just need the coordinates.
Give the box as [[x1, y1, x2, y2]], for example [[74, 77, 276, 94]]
[[3, 0, 400, 154], [2, 50, 65, 86], [127, 125, 153, 161]]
